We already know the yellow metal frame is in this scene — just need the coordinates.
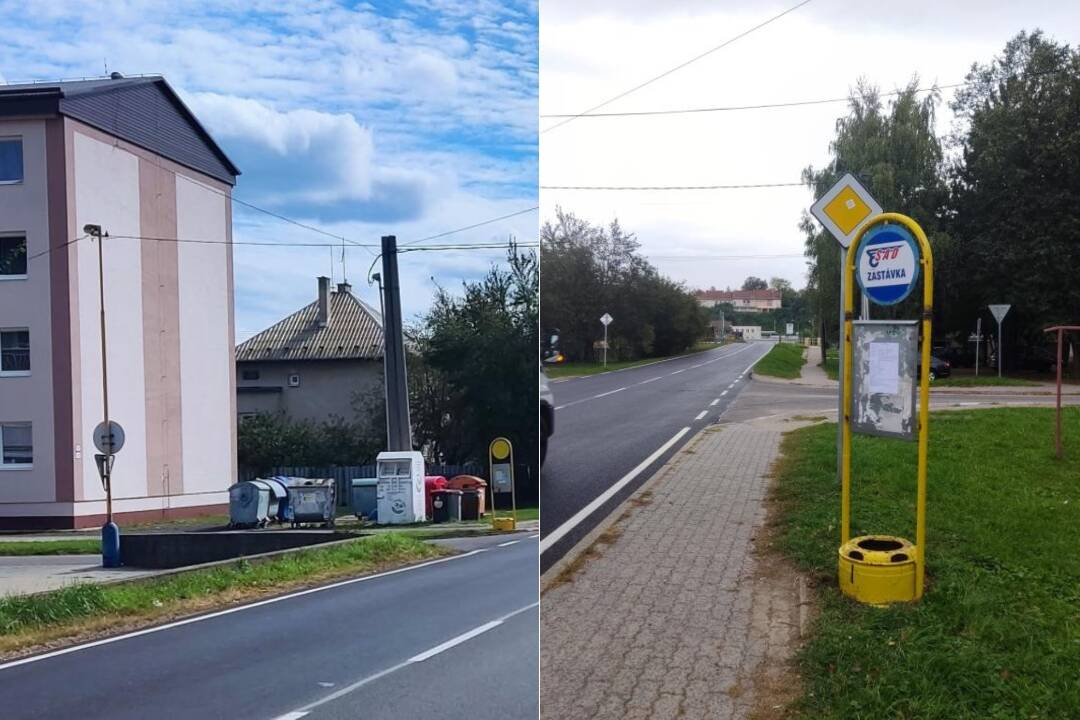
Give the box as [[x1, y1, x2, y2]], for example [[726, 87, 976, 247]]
[[841, 212, 933, 600]]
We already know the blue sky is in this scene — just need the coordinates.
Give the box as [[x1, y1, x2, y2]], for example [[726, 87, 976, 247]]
[[0, 0, 538, 336]]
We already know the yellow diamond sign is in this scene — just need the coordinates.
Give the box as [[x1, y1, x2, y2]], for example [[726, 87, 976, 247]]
[[810, 173, 882, 248]]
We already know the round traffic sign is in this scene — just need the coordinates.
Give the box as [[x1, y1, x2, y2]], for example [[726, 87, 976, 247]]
[[856, 223, 920, 306], [93, 421, 125, 454]]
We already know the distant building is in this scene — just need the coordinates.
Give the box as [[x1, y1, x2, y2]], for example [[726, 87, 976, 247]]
[[236, 277, 384, 425], [0, 74, 240, 529], [732, 326, 762, 341], [696, 288, 781, 311]]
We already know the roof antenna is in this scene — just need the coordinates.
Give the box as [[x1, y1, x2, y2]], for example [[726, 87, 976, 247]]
[[104, 58, 108, 76], [340, 237, 347, 285]]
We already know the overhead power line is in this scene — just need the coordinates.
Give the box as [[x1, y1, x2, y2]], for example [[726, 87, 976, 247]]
[[400, 206, 539, 246], [542, 182, 803, 191], [542, 0, 814, 134]]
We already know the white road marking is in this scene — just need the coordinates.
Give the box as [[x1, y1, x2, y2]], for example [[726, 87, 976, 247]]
[[670, 369, 686, 375], [540, 427, 691, 554], [0, 550, 488, 673], [529, 534, 540, 539], [720, 390, 729, 396], [593, 387, 627, 399], [709, 399, 720, 406], [278, 603, 539, 717], [497, 540, 519, 547], [694, 410, 708, 420], [639, 376, 663, 385]]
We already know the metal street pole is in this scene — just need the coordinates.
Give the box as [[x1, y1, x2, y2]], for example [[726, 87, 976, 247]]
[[603, 323, 608, 369], [836, 247, 846, 487], [975, 318, 981, 377], [380, 235, 412, 451], [86, 224, 120, 568], [998, 319, 1004, 378]]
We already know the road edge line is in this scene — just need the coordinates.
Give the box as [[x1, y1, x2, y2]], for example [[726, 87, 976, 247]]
[[539, 426, 690, 556], [541, 426, 713, 592], [548, 343, 741, 383]]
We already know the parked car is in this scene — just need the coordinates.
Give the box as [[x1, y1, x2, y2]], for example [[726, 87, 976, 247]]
[[540, 331, 563, 466], [918, 354, 951, 381]]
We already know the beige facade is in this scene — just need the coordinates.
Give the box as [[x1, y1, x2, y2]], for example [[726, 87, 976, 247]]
[[0, 116, 236, 528]]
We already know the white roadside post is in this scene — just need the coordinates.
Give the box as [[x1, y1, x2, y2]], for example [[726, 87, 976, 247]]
[[989, 304, 1011, 378], [809, 173, 883, 487], [600, 313, 613, 369]]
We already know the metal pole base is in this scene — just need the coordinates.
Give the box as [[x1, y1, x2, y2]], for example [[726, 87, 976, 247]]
[[101, 521, 121, 568]]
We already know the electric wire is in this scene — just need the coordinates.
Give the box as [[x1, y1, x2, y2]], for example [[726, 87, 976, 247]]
[[541, 0, 813, 134], [541, 182, 804, 191]]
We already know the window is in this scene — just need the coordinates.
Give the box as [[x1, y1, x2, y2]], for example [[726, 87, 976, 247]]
[[0, 423, 32, 467], [0, 235, 27, 277], [0, 329, 29, 374], [288, 373, 301, 387], [0, 139, 22, 184], [241, 369, 260, 381]]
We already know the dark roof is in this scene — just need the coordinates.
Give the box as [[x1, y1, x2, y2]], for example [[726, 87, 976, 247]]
[[0, 75, 239, 185], [236, 287, 384, 362]]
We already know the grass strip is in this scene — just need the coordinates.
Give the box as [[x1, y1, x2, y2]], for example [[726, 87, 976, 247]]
[[545, 342, 724, 378], [753, 342, 806, 379], [934, 375, 1040, 387], [0, 540, 101, 556], [771, 406, 1080, 718], [0, 533, 445, 656]]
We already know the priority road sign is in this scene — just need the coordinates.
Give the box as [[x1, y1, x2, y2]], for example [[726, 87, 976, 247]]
[[600, 313, 613, 326], [810, 173, 883, 248]]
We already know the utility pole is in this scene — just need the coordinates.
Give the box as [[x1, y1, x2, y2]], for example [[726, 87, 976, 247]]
[[380, 235, 412, 451], [86, 224, 120, 567]]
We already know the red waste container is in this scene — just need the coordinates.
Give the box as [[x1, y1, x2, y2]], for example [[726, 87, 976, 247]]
[[424, 476, 448, 519], [447, 475, 487, 517]]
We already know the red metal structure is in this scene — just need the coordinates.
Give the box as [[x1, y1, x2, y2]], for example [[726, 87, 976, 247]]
[[1043, 325, 1079, 459]]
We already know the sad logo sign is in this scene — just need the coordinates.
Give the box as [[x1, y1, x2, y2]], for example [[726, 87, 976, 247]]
[[856, 223, 921, 306]]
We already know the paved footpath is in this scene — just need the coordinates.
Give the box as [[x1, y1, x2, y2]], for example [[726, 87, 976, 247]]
[[540, 417, 808, 720]]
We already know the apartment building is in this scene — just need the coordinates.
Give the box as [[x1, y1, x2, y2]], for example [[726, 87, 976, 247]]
[[0, 74, 240, 528], [695, 287, 782, 311]]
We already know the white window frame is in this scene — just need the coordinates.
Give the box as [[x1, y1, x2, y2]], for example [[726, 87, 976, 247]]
[[0, 327, 30, 377], [0, 422, 33, 470], [0, 232, 28, 280], [0, 137, 23, 185]]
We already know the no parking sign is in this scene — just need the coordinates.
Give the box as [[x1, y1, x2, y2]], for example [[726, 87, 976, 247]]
[[856, 223, 920, 306]]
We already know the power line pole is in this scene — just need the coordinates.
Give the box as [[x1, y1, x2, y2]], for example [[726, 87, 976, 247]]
[[380, 235, 412, 451]]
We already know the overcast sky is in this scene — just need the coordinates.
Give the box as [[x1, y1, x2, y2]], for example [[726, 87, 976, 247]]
[[0, 0, 537, 337], [540, 0, 1079, 293]]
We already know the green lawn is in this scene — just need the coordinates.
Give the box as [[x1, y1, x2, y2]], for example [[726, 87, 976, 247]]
[[545, 341, 725, 378], [0, 533, 443, 652], [0, 540, 101, 556], [753, 342, 806, 379], [771, 407, 1080, 719]]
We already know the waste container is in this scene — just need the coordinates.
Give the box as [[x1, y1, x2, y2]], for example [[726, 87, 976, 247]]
[[431, 489, 451, 523], [424, 476, 449, 520], [445, 489, 463, 523], [262, 477, 289, 523], [284, 478, 336, 528], [447, 475, 487, 517], [351, 478, 379, 520], [228, 480, 271, 528], [460, 489, 481, 521]]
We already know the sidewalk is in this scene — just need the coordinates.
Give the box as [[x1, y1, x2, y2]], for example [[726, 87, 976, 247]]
[[540, 417, 814, 720]]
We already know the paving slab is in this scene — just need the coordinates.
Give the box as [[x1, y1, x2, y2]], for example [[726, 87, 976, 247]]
[[0, 555, 159, 597]]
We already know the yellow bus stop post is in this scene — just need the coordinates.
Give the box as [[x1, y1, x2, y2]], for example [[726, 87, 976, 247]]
[[842, 212, 933, 602]]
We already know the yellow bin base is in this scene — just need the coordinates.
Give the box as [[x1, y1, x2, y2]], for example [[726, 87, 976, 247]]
[[492, 517, 516, 532], [838, 535, 919, 605]]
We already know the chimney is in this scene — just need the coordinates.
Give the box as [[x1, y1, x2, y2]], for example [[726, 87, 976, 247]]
[[317, 276, 331, 328], [337, 281, 352, 294]]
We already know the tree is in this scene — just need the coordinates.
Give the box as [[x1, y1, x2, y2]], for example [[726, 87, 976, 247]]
[[802, 78, 949, 345], [945, 31, 1080, 372], [541, 209, 708, 362], [742, 276, 768, 291]]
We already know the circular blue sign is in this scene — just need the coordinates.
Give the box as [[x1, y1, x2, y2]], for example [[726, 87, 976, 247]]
[[856, 223, 921, 306]]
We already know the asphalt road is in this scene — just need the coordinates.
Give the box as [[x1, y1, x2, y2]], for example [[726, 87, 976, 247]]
[[540, 341, 774, 570], [0, 533, 539, 720]]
